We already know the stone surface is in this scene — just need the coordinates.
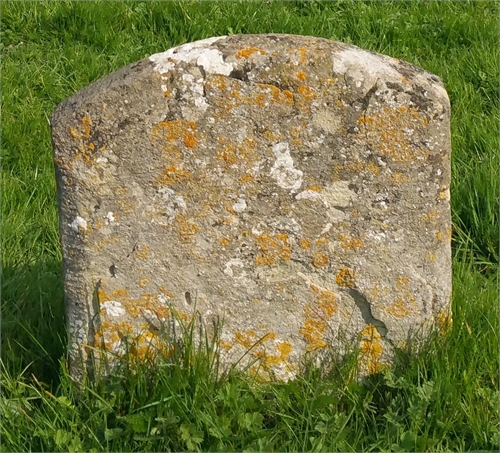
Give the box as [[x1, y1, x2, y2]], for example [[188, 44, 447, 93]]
[[51, 34, 452, 381]]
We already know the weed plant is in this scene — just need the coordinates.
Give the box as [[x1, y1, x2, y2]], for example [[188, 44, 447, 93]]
[[1, 1, 498, 451]]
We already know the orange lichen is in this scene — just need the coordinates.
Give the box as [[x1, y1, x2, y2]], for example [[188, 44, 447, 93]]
[[220, 339, 233, 351], [69, 116, 92, 140], [299, 238, 311, 250], [436, 227, 452, 242], [335, 267, 356, 287], [311, 252, 329, 268], [296, 71, 307, 81], [175, 215, 200, 244], [392, 172, 408, 184], [357, 107, 430, 163], [338, 234, 364, 251], [157, 166, 192, 187], [216, 137, 257, 171], [236, 47, 267, 59], [220, 237, 230, 246], [360, 324, 383, 374], [262, 341, 293, 368], [299, 283, 337, 352], [254, 233, 291, 266], [234, 330, 257, 349], [151, 120, 199, 156], [297, 85, 317, 102], [263, 130, 283, 141], [240, 174, 254, 183], [425, 251, 436, 262], [300, 319, 328, 351], [423, 209, 439, 224], [346, 159, 381, 176], [297, 47, 309, 63], [385, 298, 411, 318], [138, 277, 151, 288], [134, 245, 150, 260]]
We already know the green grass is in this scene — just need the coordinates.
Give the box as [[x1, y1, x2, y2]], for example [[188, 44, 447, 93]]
[[1, 0, 498, 451]]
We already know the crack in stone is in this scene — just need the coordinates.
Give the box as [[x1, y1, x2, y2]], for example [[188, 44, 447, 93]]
[[347, 287, 394, 347]]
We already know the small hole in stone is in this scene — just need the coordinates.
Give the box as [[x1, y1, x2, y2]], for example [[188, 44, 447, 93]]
[[185, 291, 192, 305]]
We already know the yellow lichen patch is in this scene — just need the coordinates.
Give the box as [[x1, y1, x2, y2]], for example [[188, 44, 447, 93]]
[[360, 324, 383, 374], [263, 130, 283, 142], [392, 172, 408, 184], [346, 159, 381, 176], [234, 330, 257, 349], [336, 267, 356, 288], [357, 107, 430, 163], [423, 209, 439, 225], [299, 238, 311, 250], [299, 283, 337, 352], [254, 233, 291, 266], [306, 186, 323, 192], [240, 174, 253, 183], [220, 237, 230, 246], [315, 237, 329, 246], [134, 244, 150, 260], [138, 276, 151, 288], [366, 283, 390, 302], [69, 116, 92, 140], [300, 318, 328, 351], [338, 234, 364, 251], [296, 85, 317, 104], [151, 120, 199, 155], [296, 71, 307, 81], [175, 215, 200, 244], [216, 136, 257, 172], [297, 47, 309, 63], [395, 276, 409, 289], [425, 251, 436, 262], [208, 75, 294, 113], [256, 83, 294, 107], [290, 125, 304, 137], [220, 339, 233, 351], [112, 289, 129, 299], [385, 298, 411, 318], [382, 276, 419, 319], [157, 166, 192, 187], [236, 47, 267, 59], [311, 252, 329, 268], [262, 341, 293, 368], [91, 235, 120, 252], [439, 185, 449, 200]]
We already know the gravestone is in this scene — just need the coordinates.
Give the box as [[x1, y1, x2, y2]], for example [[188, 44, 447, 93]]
[[51, 34, 452, 381]]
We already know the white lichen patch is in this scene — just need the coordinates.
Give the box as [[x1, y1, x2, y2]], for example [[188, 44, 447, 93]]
[[69, 216, 88, 232], [232, 198, 247, 213], [105, 212, 115, 224], [321, 181, 355, 208], [149, 36, 233, 75], [270, 142, 303, 192], [332, 48, 400, 80], [101, 300, 126, 317], [296, 190, 322, 201], [158, 188, 187, 223], [224, 258, 245, 277]]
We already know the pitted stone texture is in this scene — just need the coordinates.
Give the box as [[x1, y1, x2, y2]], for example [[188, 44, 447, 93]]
[[51, 34, 452, 380]]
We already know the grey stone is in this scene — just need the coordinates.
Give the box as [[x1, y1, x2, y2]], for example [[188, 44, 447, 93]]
[[51, 34, 452, 381]]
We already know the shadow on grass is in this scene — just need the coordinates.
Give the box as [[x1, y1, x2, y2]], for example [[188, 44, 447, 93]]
[[1, 258, 66, 387]]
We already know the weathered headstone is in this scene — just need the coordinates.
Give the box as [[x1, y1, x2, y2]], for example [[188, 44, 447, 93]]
[[51, 34, 452, 381]]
